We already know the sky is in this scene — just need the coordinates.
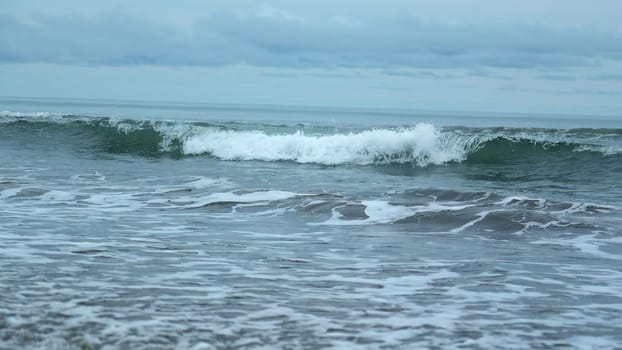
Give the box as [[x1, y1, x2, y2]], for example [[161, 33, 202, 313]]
[[1, 0, 622, 116]]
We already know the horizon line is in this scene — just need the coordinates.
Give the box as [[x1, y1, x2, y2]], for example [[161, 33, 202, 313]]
[[1, 95, 620, 121]]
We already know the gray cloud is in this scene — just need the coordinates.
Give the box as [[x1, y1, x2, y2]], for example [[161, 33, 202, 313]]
[[536, 74, 578, 81], [467, 68, 513, 80], [1, 8, 621, 70], [536, 73, 622, 81], [381, 70, 455, 79], [587, 74, 622, 81], [259, 72, 299, 79]]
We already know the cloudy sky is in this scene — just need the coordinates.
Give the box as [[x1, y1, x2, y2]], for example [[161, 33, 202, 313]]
[[1, 0, 621, 115]]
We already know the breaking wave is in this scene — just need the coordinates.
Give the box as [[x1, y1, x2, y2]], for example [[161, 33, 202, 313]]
[[1, 112, 620, 166], [182, 123, 479, 166]]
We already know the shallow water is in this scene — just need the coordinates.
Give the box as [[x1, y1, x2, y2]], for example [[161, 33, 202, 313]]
[[1, 98, 621, 349]]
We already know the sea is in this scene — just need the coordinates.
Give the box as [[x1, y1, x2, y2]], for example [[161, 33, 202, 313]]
[[1, 96, 621, 350]]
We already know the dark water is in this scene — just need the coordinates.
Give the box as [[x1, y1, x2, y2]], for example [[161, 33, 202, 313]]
[[1, 98, 621, 349]]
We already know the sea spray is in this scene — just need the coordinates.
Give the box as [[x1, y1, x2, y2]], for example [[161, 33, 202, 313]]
[[182, 123, 478, 166]]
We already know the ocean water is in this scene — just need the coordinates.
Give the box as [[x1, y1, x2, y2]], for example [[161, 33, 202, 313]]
[[1, 97, 621, 350]]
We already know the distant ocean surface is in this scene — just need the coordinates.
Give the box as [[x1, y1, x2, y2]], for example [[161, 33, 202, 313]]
[[1, 97, 621, 350]]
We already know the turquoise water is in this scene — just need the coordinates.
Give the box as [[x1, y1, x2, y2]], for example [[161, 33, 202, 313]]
[[1, 98, 621, 349]]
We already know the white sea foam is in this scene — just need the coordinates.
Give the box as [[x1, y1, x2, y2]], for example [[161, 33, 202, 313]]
[[575, 144, 622, 155], [533, 234, 622, 260], [0, 187, 23, 198], [182, 190, 300, 209], [449, 210, 497, 233], [182, 123, 479, 166], [496, 196, 545, 207], [182, 176, 233, 189], [40, 190, 76, 201], [318, 200, 472, 226], [0, 110, 54, 118]]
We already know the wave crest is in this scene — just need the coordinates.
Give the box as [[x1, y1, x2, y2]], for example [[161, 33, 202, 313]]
[[1, 113, 620, 166], [183, 123, 479, 166]]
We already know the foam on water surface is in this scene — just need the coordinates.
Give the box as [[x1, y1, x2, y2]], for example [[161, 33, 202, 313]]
[[182, 123, 477, 166], [1, 107, 622, 349]]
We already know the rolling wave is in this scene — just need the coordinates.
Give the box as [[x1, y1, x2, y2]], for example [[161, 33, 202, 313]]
[[182, 123, 479, 166], [1, 112, 620, 166]]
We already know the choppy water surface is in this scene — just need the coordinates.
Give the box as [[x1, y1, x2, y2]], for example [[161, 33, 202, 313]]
[[1, 99, 622, 349]]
